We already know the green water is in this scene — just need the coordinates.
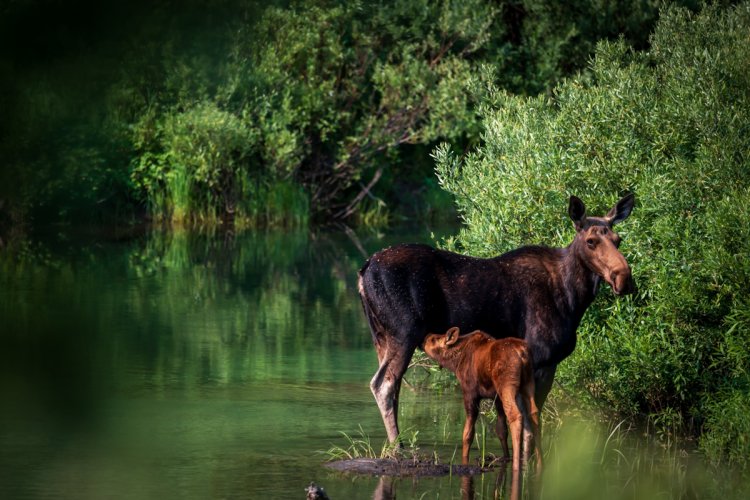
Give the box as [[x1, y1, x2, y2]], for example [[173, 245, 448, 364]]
[[1, 227, 747, 499], [0, 227, 461, 499]]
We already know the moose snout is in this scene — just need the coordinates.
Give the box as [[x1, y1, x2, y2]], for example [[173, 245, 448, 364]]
[[610, 269, 636, 296]]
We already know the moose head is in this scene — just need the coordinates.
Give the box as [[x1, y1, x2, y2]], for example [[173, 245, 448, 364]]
[[568, 194, 636, 296]]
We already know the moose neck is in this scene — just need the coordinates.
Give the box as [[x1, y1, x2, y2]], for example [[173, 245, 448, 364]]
[[558, 239, 601, 322]]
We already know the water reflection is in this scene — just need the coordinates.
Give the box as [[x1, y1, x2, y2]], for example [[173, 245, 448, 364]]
[[368, 469, 522, 500], [1, 225, 470, 499], [459, 473, 517, 500], [372, 476, 396, 500]]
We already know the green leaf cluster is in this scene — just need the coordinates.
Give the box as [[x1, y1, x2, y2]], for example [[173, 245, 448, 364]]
[[435, 1, 750, 467]]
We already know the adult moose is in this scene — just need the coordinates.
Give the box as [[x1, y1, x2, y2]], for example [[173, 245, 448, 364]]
[[358, 194, 635, 443]]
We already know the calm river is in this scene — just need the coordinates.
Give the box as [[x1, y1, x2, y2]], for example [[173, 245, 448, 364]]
[[1, 226, 746, 499]]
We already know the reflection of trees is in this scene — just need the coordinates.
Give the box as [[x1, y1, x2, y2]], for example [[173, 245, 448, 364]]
[[0, 228, 390, 405], [119, 228, 378, 390], [1, 225, 440, 407]]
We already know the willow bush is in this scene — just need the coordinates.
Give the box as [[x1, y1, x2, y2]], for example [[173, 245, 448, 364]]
[[435, 2, 750, 467]]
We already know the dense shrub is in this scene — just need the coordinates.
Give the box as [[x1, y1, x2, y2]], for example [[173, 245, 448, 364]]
[[0, 0, 689, 227], [492, 0, 680, 95], [113, 0, 500, 225], [200, 0, 496, 223], [131, 103, 256, 222], [435, 2, 750, 467]]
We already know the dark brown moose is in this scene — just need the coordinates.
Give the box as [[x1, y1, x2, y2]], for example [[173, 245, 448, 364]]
[[423, 327, 542, 472], [358, 194, 635, 444]]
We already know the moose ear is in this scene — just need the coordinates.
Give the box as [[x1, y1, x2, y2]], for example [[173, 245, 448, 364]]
[[568, 195, 587, 229], [606, 193, 635, 225], [445, 327, 460, 346]]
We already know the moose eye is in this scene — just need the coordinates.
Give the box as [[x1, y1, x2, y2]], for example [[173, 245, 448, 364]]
[[586, 238, 596, 249]]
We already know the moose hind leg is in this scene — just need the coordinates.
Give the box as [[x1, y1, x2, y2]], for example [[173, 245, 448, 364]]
[[370, 340, 417, 443]]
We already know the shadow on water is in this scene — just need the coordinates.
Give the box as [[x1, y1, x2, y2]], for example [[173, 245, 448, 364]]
[[1, 224, 749, 499]]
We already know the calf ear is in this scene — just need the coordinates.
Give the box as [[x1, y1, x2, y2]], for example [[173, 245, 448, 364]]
[[606, 193, 635, 225], [568, 195, 587, 230], [445, 327, 460, 346]]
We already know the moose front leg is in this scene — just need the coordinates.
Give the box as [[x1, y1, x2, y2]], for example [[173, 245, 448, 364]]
[[523, 365, 556, 466], [370, 340, 417, 443], [533, 365, 557, 410]]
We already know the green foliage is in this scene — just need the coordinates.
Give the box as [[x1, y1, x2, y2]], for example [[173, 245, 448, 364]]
[[0, 0, 683, 228], [107, 0, 501, 225], [435, 2, 750, 467], [131, 102, 258, 223], [324, 426, 379, 460], [224, 0, 496, 221], [700, 387, 750, 469], [492, 0, 694, 95]]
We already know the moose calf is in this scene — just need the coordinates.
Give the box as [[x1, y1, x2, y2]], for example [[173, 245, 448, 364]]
[[422, 327, 542, 473]]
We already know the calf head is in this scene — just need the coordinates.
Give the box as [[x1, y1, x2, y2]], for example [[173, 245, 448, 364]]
[[569, 194, 636, 296], [422, 326, 463, 371]]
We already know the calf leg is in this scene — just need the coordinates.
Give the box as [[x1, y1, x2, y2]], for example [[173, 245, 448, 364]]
[[462, 395, 480, 464], [500, 386, 524, 472], [494, 398, 510, 462], [370, 339, 417, 443]]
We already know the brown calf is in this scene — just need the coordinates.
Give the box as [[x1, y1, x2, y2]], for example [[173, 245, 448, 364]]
[[422, 327, 542, 473]]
